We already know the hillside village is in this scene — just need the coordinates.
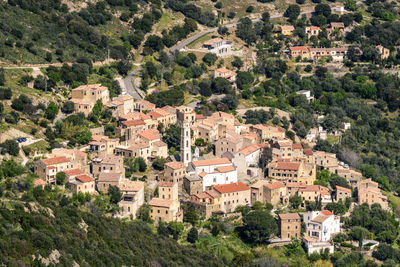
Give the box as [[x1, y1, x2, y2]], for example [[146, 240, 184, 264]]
[[31, 81, 388, 256], [1, 0, 400, 266]]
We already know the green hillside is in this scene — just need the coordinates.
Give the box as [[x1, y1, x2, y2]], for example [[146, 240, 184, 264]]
[[0, 175, 222, 266]]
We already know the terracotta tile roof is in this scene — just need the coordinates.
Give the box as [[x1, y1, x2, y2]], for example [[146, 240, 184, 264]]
[[203, 38, 223, 46], [216, 165, 236, 173], [196, 114, 204, 120], [292, 143, 302, 150], [122, 119, 146, 127], [136, 99, 156, 109], [98, 172, 122, 182], [336, 186, 351, 194], [199, 171, 208, 178], [265, 182, 285, 190], [76, 174, 94, 183], [149, 198, 173, 208], [303, 149, 313, 156], [72, 84, 107, 92], [312, 214, 329, 223], [321, 210, 333, 216], [41, 156, 70, 166], [252, 124, 267, 131], [213, 182, 250, 194], [149, 111, 163, 118], [34, 179, 47, 186], [75, 150, 87, 157], [290, 46, 309, 52], [165, 161, 185, 170], [359, 178, 378, 187], [307, 26, 320, 30], [64, 169, 84, 176], [192, 158, 231, 167], [275, 162, 301, 171], [153, 140, 167, 147], [159, 181, 175, 187], [93, 155, 122, 165], [281, 25, 294, 30], [250, 180, 270, 189], [215, 67, 231, 74], [279, 213, 300, 220], [119, 180, 144, 192], [238, 144, 262, 156], [300, 185, 329, 192], [127, 141, 150, 150], [139, 130, 160, 141], [153, 108, 170, 116], [286, 182, 307, 188]]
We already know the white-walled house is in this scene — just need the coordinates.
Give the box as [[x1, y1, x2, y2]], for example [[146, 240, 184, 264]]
[[190, 158, 237, 191], [232, 144, 264, 175], [303, 210, 340, 241]]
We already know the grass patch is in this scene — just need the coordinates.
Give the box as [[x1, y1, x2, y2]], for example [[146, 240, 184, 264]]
[[22, 140, 50, 156], [156, 10, 185, 32], [382, 191, 400, 215], [187, 33, 213, 48], [327, 135, 339, 144]]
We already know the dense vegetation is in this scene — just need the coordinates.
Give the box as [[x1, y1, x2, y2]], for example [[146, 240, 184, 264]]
[[0, 172, 222, 266]]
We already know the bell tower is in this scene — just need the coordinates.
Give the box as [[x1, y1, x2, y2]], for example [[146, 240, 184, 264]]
[[180, 121, 191, 166]]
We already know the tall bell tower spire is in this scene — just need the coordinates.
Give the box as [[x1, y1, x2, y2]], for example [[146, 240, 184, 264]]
[[180, 120, 191, 166]]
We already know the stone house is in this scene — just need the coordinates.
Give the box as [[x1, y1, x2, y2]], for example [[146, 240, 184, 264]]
[[279, 213, 301, 239]]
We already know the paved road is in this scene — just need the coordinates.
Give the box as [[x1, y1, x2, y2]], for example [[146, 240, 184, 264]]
[[123, 65, 143, 99], [169, 11, 315, 53], [169, 0, 365, 53]]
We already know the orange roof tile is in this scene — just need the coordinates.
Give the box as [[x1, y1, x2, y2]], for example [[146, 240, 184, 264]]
[[292, 143, 302, 150], [159, 181, 175, 187], [321, 210, 333, 216], [64, 169, 84, 176], [279, 213, 300, 220], [76, 174, 94, 183], [199, 171, 208, 178], [303, 149, 313, 156], [165, 161, 185, 170], [216, 165, 236, 173], [290, 46, 309, 52], [149, 198, 173, 208], [265, 182, 285, 190], [98, 172, 122, 182], [192, 158, 231, 167], [275, 162, 301, 171], [41, 156, 70, 166], [336, 186, 351, 194], [34, 179, 47, 186], [215, 67, 231, 73], [119, 180, 144, 191], [213, 182, 250, 194], [286, 182, 307, 188], [122, 119, 146, 127], [139, 130, 160, 141], [238, 144, 262, 156]]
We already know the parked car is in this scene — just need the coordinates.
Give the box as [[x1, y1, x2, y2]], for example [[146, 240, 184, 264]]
[[16, 138, 26, 143]]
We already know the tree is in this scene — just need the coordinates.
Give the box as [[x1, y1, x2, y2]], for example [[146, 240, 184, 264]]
[[136, 157, 147, 172], [0, 68, 5, 86], [77, 129, 92, 145], [168, 221, 184, 240], [62, 101, 75, 114], [137, 204, 152, 223], [183, 206, 199, 225], [108, 185, 122, 204], [152, 157, 166, 170], [259, 147, 272, 169], [202, 53, 218, 66], [350, 226, 369, 249], [56, 172, 66, 185], [236, 71, 254, 90], [246, 6, 254, 13], [0, 139, 19, 156], [45, 102, 59, 121], [240, 210, 278, 244], [236, 17, 257, 44], [290, 195, 303, 209], [232, 56, 243, 69], [117, 60, 132, 76], [187, 227, 198, 243], [284, 5, 301, 21], [325, 202, 346, 215], [221, 94, 239, 110], [315, 4, 331, 17]]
